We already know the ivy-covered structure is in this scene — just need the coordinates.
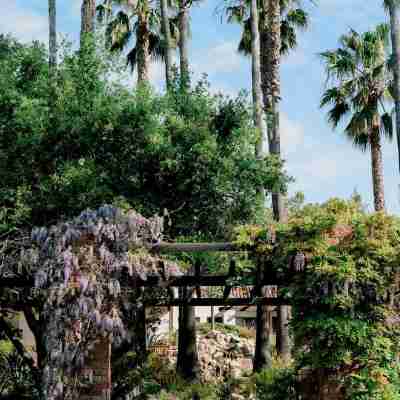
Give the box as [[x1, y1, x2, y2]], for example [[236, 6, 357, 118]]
[[236, 199, 400, 399]]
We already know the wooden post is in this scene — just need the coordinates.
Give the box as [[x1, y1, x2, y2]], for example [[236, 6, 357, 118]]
[[169, 307, 174, 337], [276, 305, 291, 362], [136, 305, 147, 365], [177, 286, 199, 381], [81, 337, 112, 400], [254, 261, 272, 372]]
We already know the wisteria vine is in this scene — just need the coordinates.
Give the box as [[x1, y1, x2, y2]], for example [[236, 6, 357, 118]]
[[28, 205, 181, 400]]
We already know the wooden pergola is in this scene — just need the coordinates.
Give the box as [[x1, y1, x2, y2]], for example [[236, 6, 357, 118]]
[[135, 241, 284, 380], [0, 240, 284, 397]]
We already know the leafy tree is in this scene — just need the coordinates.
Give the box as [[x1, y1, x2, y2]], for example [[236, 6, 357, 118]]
[[0, 35, 289, 239], [321, 25, 393, 212]]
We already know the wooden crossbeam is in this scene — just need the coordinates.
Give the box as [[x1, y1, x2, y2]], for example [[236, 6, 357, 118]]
[[0, 275, 283, 289], [149, 242, 240, 253], [144, 297, 286, 306]]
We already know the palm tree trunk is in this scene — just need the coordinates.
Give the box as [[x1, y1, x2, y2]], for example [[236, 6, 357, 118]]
[[251, 0, 268, 161], [388, 2, 400, 175], [263, 0, 291, 362], [178, 0, 190, 88], [137, 13, 150, 85], [80, 0, 96, 45], [48, 0, 57, 122], [254, 263, 272, 372], [251, 0, 273, 373], [48, 0, 57, 77], [266, 0, 287, 222], [160, 0, 173, 88], [370, 129, 386, 212]]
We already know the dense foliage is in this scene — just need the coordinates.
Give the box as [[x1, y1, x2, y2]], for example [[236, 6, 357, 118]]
[[0, 34, 288, 240], [235, 199, 400, 399]]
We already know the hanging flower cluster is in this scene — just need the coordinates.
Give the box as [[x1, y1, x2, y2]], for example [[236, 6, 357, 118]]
[[29, 205, 181, 400]]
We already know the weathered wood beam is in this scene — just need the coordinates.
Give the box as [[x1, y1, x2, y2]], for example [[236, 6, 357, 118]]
[[144, 297, 286, 307], [149, 242, 240, 253], [1, 275, 283, 289], [223, 259, 235, 299], [0, 277, 34, 288]]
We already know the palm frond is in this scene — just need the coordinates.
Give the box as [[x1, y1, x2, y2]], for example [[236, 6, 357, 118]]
[[380, 112, 394, 140], [321, 24, 393, 153], [148, 31, 166, 62], [327, 101, 351, 128], [127, 47, 137, 71], [345, 110, 370, 151]]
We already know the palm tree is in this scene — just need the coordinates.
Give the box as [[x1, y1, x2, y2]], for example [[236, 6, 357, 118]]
[[81, 0, 96, 44], [98, 0, 169, 85], [384, 0, 400, 175], [229, 0, 308, 58], [321, 25, 393, 212]]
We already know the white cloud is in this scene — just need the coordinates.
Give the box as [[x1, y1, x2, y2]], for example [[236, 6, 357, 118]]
[[0, 3, 48, 43]]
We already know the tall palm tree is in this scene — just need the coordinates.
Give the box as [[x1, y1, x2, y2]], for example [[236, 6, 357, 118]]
[[81, 0, 96, 44], [98, 0, 170, 85], [384, 0, 400, 175], [321, 25, 393, 212]]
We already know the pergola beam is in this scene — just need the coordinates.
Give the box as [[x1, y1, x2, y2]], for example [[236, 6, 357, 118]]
[[149, 242, 240, 253], [144, 297, 285, 307]]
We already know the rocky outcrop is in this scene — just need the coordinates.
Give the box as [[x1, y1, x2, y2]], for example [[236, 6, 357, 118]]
[[196, 330, 254, 383]]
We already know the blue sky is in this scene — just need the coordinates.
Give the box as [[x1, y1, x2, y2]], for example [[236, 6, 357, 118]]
[[2, 0, 400, 213]]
